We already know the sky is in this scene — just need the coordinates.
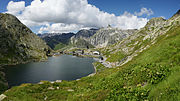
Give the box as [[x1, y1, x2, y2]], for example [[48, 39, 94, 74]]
[[0, 0, 180, 34]]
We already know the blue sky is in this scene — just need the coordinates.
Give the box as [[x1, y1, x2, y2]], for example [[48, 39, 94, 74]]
[[0, 0, 180, 33], [1, 0, 180, 19], [88, 0, 180, 19]]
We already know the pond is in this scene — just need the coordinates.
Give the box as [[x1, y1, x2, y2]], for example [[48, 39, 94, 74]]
[[4, 55, 95, 87]]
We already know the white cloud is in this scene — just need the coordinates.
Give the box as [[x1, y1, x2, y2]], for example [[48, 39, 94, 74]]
[[6, 0, 153, 33], [38, 23, 83, 33], [115, 12, 148, 29], [135, 7, 154, 16], [7, 1, 25, 15]]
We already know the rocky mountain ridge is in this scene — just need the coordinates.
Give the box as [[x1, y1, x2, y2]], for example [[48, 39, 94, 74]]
[[41, 27, 137, 50], [70, 28, 98, 48], [88, 27, 137, 48], [74, 28, 99, 39]]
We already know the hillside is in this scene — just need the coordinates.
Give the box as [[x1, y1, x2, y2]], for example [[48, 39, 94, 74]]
[[0, 13, 51, 65], [74, 28, 98, 39], [99, 13, 179, 65], [2, 10, 180, 101], [38, 33, 75, 50], [89, 27, 137, 48], [0, 13, 51, 93], [70, 28, 98, 48]]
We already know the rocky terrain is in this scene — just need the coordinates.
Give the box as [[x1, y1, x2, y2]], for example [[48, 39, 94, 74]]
[[73, 28, 99, 39], [71, 27, 137, 48], [0, 13, 51, 93], [99, 10, 180, 67], [70, 28, 98, 48], [89, 27, 137, 48]]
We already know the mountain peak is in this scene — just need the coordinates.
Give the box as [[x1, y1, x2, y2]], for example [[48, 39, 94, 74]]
[[145, 17, 166, 28]]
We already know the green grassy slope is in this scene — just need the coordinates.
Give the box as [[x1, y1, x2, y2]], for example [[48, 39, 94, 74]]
[[54, 43, 67, 51], [3, 24, 180, 101]]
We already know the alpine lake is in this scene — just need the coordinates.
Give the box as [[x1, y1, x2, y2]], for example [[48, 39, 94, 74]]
[[4, 55, 95, 87]]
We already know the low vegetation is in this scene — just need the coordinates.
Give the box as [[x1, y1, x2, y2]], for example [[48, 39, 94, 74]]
[[93, 62, 107, 72], [54, 43, 67, 51], [106, 51, 126, 62]]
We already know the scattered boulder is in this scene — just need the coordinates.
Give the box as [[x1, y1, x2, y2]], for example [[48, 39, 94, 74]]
[[0, 94, 6, 101]]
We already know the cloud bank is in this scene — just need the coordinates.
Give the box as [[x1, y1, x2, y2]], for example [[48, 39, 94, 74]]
[[6, 0, 153, 33]]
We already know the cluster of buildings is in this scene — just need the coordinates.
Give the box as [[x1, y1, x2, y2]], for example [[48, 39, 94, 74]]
[[52, 49, 101, 57], [72, 49, 100, 56]]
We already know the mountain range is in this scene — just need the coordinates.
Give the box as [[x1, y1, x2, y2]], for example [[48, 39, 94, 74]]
[[0, 9, 180, 100], [40, 25, 137, 50]]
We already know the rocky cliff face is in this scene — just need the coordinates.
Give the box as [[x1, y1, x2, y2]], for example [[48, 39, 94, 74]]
[[74, 28, 98, 39], [89, 27, 137, 48], [70, 29, 98, 48], [70, 27, 137, 48], [0, 13, 51, 65]]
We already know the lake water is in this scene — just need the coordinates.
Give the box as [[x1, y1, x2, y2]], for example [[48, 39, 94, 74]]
[[4, 55, 95, 87]]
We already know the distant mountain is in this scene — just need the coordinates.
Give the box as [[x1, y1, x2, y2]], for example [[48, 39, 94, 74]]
[[38, 33, 75, 49], [38, 29, 98, 50], [39, 27, 136, 50], [88, 27, 137, 48], [70, 28, 99, 48], [41, 27, 137, 50], [74, 28, 99, 39], [71, 27, 137, 48]]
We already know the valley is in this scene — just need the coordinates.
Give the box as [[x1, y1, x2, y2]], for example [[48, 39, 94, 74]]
[[0, 8, 180, 101]]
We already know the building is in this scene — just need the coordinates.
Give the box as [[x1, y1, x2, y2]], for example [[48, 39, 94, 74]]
[[93, 51, 100, 55]]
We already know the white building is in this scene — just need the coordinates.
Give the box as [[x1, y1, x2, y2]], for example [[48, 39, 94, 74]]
[[93, 51, 100, 55]]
